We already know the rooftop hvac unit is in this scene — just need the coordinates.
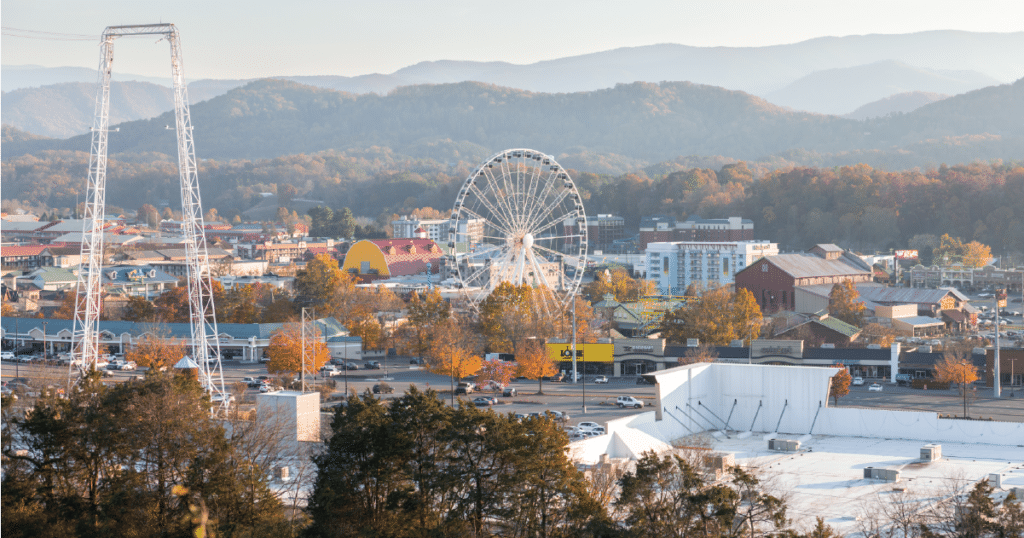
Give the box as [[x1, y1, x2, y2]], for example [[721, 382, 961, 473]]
[[687, 338, 700, 348], [821, 343, 835, 349], [768, 439, 800, 452], [1011, 487, 1024, 500], [989, 473, 1002, 489], [863, 467, 901, 482], [704, 453, 736, 472], [920, 444, 942, 462]]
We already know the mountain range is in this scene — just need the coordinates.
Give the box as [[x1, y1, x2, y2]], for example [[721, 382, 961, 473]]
[[3, 30, 1022, 138], [3, 75, 1022, 175]]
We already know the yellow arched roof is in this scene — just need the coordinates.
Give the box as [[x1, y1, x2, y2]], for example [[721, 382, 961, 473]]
[[341, 240, 389, 276]]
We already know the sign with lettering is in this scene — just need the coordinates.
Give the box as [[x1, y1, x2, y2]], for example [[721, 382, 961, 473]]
[[894, 250, 919, 260], [751, 340, 804, 358], [546, 343, 614, 363], [623, 345, 655, 353]]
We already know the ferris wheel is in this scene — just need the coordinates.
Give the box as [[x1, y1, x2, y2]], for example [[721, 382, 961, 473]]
[[448, 149, 588, 314]]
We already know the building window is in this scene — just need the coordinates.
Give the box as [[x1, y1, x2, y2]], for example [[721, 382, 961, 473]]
[[762, 264, 768, 272], [722, 258, 730, 275], [782, 290, 788, 307], [663, 257, 670, 272]]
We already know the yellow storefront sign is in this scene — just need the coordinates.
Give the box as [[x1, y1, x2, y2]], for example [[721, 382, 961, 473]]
[[546, 342, 614, 363]]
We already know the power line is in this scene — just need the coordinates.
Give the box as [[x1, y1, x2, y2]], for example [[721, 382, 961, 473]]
[[2, 27, 98, 41]]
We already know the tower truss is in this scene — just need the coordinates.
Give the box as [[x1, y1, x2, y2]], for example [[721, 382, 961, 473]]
[[71, 24, 226, 412]]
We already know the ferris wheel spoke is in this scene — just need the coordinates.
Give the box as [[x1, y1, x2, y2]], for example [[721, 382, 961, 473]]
[[529, 209, 577, 238], [531, 242, 569, 261], [467, 183, 515, 235], [461, 205, 514, 238], [481, 167, 521, 231], [523, 171, 560, 232], [524, 188, 573, 234], [532, 233, 582, 242]]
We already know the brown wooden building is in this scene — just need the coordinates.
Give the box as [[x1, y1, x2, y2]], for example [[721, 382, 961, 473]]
[[735, 244, 872, 313]]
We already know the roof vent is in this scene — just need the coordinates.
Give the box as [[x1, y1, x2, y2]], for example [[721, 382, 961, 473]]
[[920, 444, 941, 462], [821, 343, 835, 349]]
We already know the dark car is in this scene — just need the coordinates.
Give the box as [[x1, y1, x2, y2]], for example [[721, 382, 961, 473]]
[[365, 361, 382, 370], [409, 357, 425, 365], [502, 386, 518, 397], [372, 383, 394, 394], [636, 376, 654, 385], [472, 396, 497, 407], [454, 386, 472, 395]]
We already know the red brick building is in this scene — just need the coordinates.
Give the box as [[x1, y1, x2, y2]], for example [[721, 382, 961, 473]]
[[638, 216, 754, 250], [735, 244, 872, 312]]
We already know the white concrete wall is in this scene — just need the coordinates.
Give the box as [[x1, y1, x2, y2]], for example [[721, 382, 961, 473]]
[[655, 363, 837, 436], [813, 407, 1024, 445], [257, 391, 321, 442]]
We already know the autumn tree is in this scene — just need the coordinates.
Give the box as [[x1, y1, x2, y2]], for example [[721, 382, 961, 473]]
[[830, 364, 852, 406], [405, 288, 451, 357], [294, 253, 345, 309], [581, 266, 655, 303], [659, 287, 762, 346], [516, 339, 558, 395], [961, 240, 993, 268], [265, 323, 331, 375], [478, 282, 548, 354], [126, 332, 188, 371], [478, 359, 518, 389], [426, 317, 482, 401], [678, 343, 718, 365], [828, 280, 866, 327], [862, 323, 899, 348], [118, 296, 156, 322], [935, 349, 980, 417]]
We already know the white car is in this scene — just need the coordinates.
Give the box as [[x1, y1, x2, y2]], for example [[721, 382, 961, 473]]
[[616, 396, 644, 409], [1, 351, 15, 361], [852, 377, 864, 386], [320, 365, 342, 377], [594, 376, 609, 384], [868, 383, 883, 392], [576, 421, 605, 434]]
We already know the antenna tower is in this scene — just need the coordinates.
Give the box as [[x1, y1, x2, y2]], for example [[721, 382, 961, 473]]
[[71, 24, 227, 412]]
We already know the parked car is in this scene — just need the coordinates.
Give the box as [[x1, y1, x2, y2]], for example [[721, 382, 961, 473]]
[[320, 365, 342, 377], [852, 377, 864, 386], [895, 373, 913, 387], [409, 357, 425, 365], [472, 396, 497, 407], [616, 396, 644, 409], [344, 362, 359, 370], [243, 377, 261, 388], [1, 351, 15, 361], [259, 383, 282, 393], [594, 375, 609, 384], [455, 386, 473, 395], [364, 361, 382, 370], [576, 421, 604, 434], [868, 383, 883, 392], [545, 410, 570, 422], [502, 386, 518, 397], [120, 361, 137, 371], [373, 383, 395, 394], [636, 376, 654, 385]]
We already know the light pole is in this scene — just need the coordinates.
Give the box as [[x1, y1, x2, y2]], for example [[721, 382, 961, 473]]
[[42, 321, 48, 364], [15, 318, 20, 378]]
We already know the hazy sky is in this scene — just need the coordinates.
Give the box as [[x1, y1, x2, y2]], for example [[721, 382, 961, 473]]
[[3, 0, 1023, 79]]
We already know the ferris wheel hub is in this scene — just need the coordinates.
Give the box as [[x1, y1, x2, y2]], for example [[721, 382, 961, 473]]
[[522, 232, 534, 249]]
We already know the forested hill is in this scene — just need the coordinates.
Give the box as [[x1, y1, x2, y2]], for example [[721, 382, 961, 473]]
[[2, 77, 1022, 170]]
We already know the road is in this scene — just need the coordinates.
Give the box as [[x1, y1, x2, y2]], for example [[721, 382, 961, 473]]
[[5, 359, 1022, 425]]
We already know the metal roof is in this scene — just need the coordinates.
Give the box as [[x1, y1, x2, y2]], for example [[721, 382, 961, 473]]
[[1, 316, 353, 342], [892, 316, 945, 327], [762, 253, 870, 279], [856, 286, 962, 305]]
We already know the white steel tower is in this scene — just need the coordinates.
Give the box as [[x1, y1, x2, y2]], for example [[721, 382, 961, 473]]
[[71, 24, 227, 411]]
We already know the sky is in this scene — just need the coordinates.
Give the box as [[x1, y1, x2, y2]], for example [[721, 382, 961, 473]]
[[3, 0, 1023, 80]]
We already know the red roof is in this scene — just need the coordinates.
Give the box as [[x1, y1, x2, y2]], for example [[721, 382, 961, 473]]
[[368, 239, 443, 276], [1, 244, 48, 257]]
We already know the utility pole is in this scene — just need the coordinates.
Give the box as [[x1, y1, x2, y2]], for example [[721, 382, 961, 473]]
[[994, 289, 1006, 398]]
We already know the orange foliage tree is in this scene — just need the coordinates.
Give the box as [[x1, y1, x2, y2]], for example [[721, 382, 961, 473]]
[[426, 317, 482, 402], [934, 352, 980, 417], [126, 332, 188, 371], [265, 323, 331, 375], [515, 340, 558, 395], [478, 360, 518, 389], [830, 364, 852, 406]]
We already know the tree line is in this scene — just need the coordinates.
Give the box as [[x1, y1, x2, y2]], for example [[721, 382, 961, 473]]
[[4, 144, 1023, 254]]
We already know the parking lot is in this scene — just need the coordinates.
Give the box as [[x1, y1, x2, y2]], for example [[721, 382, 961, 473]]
[[5, 356, 1023, 428]]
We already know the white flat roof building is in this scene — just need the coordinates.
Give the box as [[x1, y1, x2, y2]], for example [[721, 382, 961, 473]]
[[644, 240, 778, 293], [392, 216, 484, 246]]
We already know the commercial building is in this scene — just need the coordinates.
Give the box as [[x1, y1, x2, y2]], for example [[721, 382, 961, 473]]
[[735, 244, 872, 312], [910, 264, 1024, 294], [1, 316, 360, 363], [644, 240, 779, 294], [342, 238, 444, 281], [563, 214, 625, 253], [638, 215, 754, 250], [392, 216, 484, 246]]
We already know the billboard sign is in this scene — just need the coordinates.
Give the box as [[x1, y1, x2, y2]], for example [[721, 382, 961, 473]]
[[546, 342, 614, 363], [895, 250, 919, 260]]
